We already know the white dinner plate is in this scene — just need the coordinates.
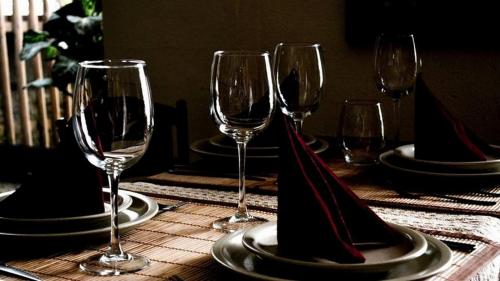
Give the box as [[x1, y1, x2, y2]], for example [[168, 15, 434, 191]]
[[211, 230, 452, 281], [241, 222, 427, 274], [394, 144, 500, 172], [379, 150, 500, 178], [0, 190, 157, 239]]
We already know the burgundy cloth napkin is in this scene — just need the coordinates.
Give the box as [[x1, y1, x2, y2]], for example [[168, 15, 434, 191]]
[[0, 118, 105, 218], [414, 75, 495, 161], [277, 117, 403, 263]]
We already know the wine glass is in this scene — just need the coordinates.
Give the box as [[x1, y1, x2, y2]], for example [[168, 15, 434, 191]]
[[210, 50, 275, 232], [73, 60, 154, 275], [374, 33, 417, 143], [273, 43, 325, 136]]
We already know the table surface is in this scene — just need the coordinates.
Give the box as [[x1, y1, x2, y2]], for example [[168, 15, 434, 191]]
[[1, 155, 499, 281]]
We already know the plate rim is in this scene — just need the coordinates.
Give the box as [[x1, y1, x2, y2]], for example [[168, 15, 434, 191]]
[[208, 134, 318, 151], [211, 229, 452, 281], [0, 188, 133, 223], [241, 221, 428, 271], [191, 137, 329, 159], [0, 190, 158, 238], [380, 150, 500, 177], [382, 235, 452, 281], [394, 144, 500, 167], [211, 230, 293, 281]]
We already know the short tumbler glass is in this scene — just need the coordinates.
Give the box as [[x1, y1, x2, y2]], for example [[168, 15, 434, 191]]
[[339, 100, 385, 165]]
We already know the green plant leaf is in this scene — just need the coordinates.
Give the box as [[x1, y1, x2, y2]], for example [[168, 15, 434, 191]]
[[23, 30, 49, 43], [43, 46, 59, 60], [52, 56, 79, 95], [20, 39, 56, 60], [67, 15, 102, 35], [81, 0, 97, 16], [24, 78, 53, 89]]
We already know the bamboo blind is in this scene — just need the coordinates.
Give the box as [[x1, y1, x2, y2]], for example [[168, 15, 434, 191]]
[[0, 0, 67, 147]]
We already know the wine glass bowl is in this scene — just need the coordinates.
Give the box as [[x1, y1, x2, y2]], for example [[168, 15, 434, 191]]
[[210, 50, 275, 232], [339, 100, 385, 165], [73, 59, 154, 275], [374, 33, 417, 142], [273, 43, 324, 135]]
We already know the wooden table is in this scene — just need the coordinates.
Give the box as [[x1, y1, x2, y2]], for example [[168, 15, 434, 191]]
[[1, 158, 499, 280]]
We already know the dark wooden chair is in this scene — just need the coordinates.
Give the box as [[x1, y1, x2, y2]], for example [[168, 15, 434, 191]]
[[0, 100, 189, 181], [124, 100, 189, 177]]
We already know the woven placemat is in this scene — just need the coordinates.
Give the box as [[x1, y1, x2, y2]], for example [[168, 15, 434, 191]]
[[137, 161, 500, 218], [2, 187, 500, 281]]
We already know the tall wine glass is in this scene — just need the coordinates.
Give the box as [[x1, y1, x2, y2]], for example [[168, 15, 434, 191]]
[[374, 33, 417, 143], [73, 60, 154, 275], [273, 43, 325, 136], [210, 51, 275, 232]]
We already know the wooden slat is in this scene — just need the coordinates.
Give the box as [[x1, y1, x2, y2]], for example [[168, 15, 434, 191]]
[[43, 0, 62, 127], [29, 0, 50, 148], [13, 0, 33, 146], [64, 94, 72, 120], [0, 1, 16, 144], [49, 86, 61, 121], [43, 0, 51, 22]]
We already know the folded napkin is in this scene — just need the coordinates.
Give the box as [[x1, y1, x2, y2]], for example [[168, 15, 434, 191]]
[[277, 117, 403, 263], [0, 118, 105, 218], [414, 75, 496, 161]]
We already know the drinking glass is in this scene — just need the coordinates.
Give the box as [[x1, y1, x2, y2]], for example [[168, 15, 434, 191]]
[[374, 33, 417, 143], [273, 43, 325, 136], [210, 51, 275, 232], [73, 60, 154, 275], [339, 100, 385, 165]]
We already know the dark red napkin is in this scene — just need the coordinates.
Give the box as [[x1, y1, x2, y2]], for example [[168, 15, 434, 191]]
[[0, 118, 105, 218], [414, 75, 495, 161], [277, 117, 403, 263]]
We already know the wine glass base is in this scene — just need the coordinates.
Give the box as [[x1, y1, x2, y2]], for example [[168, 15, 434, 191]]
[[79, 252, 150, 276], [212, 214, 267, 233]]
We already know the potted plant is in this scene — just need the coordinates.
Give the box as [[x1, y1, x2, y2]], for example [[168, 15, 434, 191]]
[[20, 0, 103, 96]]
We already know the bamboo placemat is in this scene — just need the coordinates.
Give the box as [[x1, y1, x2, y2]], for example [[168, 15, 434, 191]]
[[2, 183, 499, 281], [136, 161, 500, 217], [2, 184, 500, 281], [3, 182, 499, 281]]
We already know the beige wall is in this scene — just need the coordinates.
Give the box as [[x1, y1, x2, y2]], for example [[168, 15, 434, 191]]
[[103, 0, 500, 145]]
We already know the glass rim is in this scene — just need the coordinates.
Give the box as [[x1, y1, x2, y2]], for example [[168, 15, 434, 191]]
[[343, 99, 382, 105], [377, 32, 415, 39], [213, 50, 270, 57], [275, 42, 322, 48], [79, 59, 146, 69]]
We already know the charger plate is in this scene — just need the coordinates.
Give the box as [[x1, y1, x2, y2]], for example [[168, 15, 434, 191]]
[[241, 222, 427, 273], [211, 230, 452, 281], [0, 190, 157, 239]]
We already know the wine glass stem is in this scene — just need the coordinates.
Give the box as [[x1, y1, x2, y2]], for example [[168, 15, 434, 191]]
[[293, 119, 304, 136], [392, 99, 401, 144], [107, 169, 125, 256], [236, 141, 249, 218]]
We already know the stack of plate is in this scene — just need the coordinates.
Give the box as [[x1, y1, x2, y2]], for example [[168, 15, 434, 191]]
[[0, 189, 158, 244], [380, 144, 500, 179], [191, 134, 329, 160], [211, 221, 452, 280]]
